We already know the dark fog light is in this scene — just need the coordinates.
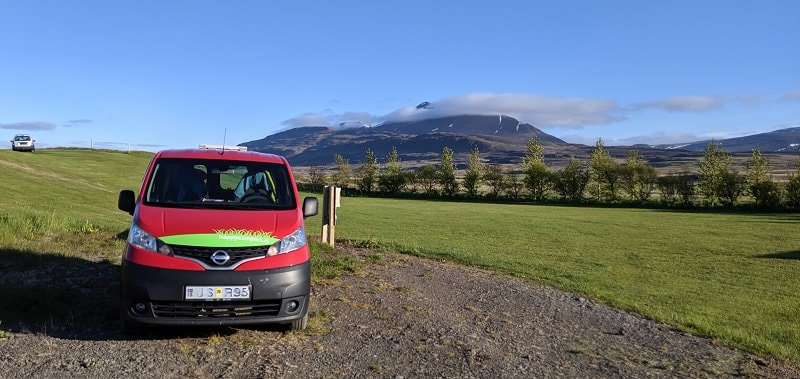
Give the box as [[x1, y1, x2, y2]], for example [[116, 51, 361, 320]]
[[287, 300, 299, 313], [133, 302, 147, 314]]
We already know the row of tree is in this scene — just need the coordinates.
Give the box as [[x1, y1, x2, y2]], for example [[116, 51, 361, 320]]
[[306, 140, 800, 209]]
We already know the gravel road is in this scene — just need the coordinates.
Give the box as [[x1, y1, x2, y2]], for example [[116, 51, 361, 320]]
[[0, 247, 797, 378]]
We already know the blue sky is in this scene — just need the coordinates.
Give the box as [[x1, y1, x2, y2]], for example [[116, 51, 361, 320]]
[[1, 1, 798, 150]]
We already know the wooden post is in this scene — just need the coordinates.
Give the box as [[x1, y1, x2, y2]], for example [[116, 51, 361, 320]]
[[321, 186, 337, 248]]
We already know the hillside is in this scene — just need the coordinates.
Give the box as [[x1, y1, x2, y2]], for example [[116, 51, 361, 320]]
[[241, 117, 800, 166], [374, 114, 565, 144], [0, 148, 154, 229], [657, 126, 800, 152], [240, 115, 567, 165]]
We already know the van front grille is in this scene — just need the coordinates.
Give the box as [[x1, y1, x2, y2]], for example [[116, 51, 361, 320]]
[[170, 245, 268, 267], [151, 300, 282, 318]]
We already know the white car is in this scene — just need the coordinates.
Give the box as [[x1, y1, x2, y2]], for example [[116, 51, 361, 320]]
[[10, 134, 35, 152]]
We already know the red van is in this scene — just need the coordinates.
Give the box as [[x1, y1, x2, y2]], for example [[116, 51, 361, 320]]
[[117, 147, 317, 332]]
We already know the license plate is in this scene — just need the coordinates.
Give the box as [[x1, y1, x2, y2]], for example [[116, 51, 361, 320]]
[[185, 286, 251, 301]]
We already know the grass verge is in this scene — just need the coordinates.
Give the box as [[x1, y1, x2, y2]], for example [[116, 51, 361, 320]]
[[301, 193, 800, 364]]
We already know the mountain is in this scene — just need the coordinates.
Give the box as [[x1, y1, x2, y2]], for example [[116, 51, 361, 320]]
[[240, 117, 800, 167], [240, 115, 567, 165], [655, 127, 800, 153], [374, 114, 565, 145]]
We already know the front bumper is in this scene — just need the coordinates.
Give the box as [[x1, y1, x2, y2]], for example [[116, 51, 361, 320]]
[[12, 144, 34, 151], [121, 260, 310, 326]]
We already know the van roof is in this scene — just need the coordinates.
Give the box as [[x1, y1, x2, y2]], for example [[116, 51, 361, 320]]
[[155, 149, 287, 164]]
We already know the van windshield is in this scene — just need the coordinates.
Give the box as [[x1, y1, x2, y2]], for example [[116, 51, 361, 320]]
[[14, 136, 31, 141], [144, 158, 296, 210]]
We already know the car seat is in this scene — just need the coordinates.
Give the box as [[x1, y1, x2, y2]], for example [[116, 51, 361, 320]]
[[234, 171, 275, 202]]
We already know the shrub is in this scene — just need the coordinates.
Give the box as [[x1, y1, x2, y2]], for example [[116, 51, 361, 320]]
[[355, 149, 379, 192], [438, 147, 459, 196], [553, 157, 589, 202], [657, 175, 679, 204], [463, 146, 485, 197], [623, 149, 656, 203], [404, 170, 419, 193], [745, 147, 778, 207], [484, 164, 506, 197], [676, 170, 696, 207], [786, 174, 800, 208], [416, 164, 438, 195], [590, 138, 623, 200], [698, 140, 732, 206], [506, 171, 524, 199], [522, 138, 551, 200], [750, 180, 782, 208], [378, 147, 406, 193], [309, 166, 327, 186], [718, 171, 744, 207], [331, 154, 351, 187]]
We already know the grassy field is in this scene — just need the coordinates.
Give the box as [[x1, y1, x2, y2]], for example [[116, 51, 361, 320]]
[[0, 149, 361, 334], [1, 148, 798, 364], [301, 197, 800, 364]]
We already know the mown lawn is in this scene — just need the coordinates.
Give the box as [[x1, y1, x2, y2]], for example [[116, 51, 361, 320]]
[[300, 196, 800, 364], [0, 149, 798, 364]]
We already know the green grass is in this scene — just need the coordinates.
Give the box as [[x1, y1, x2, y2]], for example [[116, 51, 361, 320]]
[[1, 149, 798, 364], [300, 194, 800, 364], [0, 149, 358, 332]]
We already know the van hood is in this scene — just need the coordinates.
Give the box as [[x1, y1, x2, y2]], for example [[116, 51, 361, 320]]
[[135, 204, 303, 247]]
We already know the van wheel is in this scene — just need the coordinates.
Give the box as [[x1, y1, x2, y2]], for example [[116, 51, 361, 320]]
[[289, 312, 308, 331]]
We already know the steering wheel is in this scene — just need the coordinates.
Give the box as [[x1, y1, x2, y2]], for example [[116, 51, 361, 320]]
[[240, 190, 271, 203]]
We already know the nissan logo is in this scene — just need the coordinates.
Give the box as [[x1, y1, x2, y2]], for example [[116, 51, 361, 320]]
[[210, 250, 230, 265]]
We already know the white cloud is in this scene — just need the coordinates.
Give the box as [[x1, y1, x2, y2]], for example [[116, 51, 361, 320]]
[[277, 92, 753, 134], [383, 93, 621, 128], [779, 90, 800, 102], [280, 111, 380, 129], [63, 119, 93, 127], [280, 113, 334, 128], [281, 93, 622, 130], [0, 121, 57, 131], [634, 96, 723, 112]]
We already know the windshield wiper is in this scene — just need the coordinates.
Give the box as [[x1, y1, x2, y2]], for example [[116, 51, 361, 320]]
[[148, 201, 283, 210], [151, 201, 206, 209], [214, 203, 274, 209]]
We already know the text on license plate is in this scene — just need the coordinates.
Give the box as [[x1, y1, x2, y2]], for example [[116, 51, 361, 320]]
[[185, 286, 251, 300]]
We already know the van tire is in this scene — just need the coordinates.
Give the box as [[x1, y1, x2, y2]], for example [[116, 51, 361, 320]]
[[289, 312, 308, 331]]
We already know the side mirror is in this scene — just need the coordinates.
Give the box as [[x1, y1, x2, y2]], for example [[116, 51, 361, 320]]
[[118, 190, 136, 215], [302, 197, 318, 218]]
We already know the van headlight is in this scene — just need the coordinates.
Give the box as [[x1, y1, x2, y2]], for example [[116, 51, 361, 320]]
[[128, 223, 172, 255], [269, 226, 307, 255]]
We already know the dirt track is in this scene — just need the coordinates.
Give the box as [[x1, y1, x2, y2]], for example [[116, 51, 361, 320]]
[[0, 247, 797, 378]]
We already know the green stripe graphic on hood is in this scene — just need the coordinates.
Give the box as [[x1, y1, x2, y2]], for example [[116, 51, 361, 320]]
[[160, 229, 279, 247]]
